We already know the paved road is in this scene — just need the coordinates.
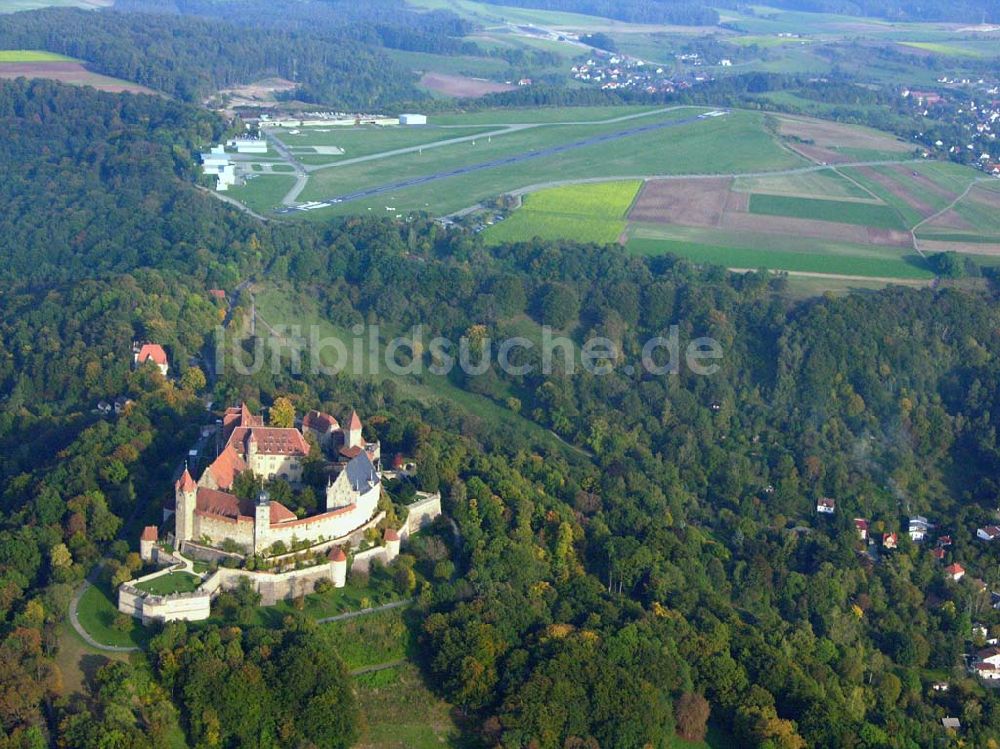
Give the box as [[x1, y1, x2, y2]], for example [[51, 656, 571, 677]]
[[283, 112, 720, 211]]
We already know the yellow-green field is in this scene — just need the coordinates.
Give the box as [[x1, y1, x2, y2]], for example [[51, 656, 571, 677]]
[[484, 180, 641, 245], [0, 49, 76, 62]]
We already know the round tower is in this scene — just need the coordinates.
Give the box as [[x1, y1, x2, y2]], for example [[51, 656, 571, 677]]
[[328, 546, 347, 588], [175, 468, 197, 548], [384, 528, 401, 562]]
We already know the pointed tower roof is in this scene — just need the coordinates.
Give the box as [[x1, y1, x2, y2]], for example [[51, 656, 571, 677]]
[[176, 467, 197, 492], [348, 410, 362, 430], [328, 546, 347, 562]]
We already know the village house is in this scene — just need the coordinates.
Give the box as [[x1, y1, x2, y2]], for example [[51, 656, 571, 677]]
[[973, 647, 1000, 680], [883, 532, 898, 550], [133, 342, 169, 376], [854, 518, 868, 540], [977, 525, 1000, 541], [945, 562, 965, 581], [816, 498, 835, 514], [908, 515, 933, 542]]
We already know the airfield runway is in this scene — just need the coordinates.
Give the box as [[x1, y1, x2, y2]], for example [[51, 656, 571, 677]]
[[281, 111, 725, 212]]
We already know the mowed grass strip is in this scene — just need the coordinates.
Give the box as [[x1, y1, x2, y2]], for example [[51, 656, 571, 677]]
[[0, 49, 76, 62], [749, 193, 907, 230], [134, 571, 201, 596], [485, 180, 641, 245]]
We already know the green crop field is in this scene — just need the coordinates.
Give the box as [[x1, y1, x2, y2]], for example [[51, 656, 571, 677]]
[[484, 181, 641, 245], [748, 193, 907, 230], [135, 571, 201, 595], [734, 169, 873, 200], [0, 49, 76, 62], [627, 237, 932, 278]]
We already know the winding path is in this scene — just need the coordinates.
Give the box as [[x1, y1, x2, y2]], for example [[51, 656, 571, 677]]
[[69, 575, 140, 653]]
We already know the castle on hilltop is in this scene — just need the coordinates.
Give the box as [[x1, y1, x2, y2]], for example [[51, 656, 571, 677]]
[[172, 403, 383, 556]]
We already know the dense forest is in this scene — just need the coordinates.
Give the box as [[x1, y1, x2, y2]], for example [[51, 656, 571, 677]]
[[2, 69, 1000, 749], [479, 0, 720, 25], [0, 9, 421, 107]]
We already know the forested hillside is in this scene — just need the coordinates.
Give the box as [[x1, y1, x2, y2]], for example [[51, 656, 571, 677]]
[[0, 9, 421, 106], [480, 0, 1000, 22], [2, 78, 1000, 749]]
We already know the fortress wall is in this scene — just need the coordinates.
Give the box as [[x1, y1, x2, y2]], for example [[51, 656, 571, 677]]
[[140, 592, 212, 624], [400, 491, 442, 541], [194, 514, 255, 551]]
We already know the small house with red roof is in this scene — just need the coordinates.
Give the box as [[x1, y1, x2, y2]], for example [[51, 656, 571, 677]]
[[883, 532, 898, 550], [133, 342, 169, 376], [945, 562, 965, 581], [816, 498, 835, 514], [854, 518, 868, 541]]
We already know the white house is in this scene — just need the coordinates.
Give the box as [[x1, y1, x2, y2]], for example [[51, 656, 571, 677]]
[[229, 138, 268, 154], [399, 113, 427, 126], [977, 525, 1000, 541], [816, 498, 835, 514], [908, 515, 933, 542]]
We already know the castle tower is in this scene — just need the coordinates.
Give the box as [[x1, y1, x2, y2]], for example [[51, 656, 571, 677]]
[[384, 528, 401, 563], [328, 546, 347, 588], [175, 468, 197, 546], [253, 490, 271, 555], [346, 410, 362, 449]]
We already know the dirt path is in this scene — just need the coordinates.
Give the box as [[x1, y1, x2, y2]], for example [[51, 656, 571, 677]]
[[68, 577, 140, 653], [350, 658, 407, 676], [727, 268, 932, 285], [315, 597, 413, 625], [912, 177, 991, 254]]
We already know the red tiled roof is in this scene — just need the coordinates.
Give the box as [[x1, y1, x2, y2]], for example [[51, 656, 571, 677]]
[[975, 662, 997, 671], [392, 453, 405, 469], [328, 546, 347, 562], [209, 289, 226, 299], [206, 445, 246, 491], [384, 528, 400, 542], [348, 410, 362, 430], [854, 518, 868, 530], [230, 426, 309, 457], [978, 647, 1000, 659], [932, 548, 946, 559], [140, 525, 158, 542], [938, 535, 952, 546], [303, 410, 339, 434], [136, 343, 167, 366], [339, 445, 364, 459], [195, 487, 249, 521], [222, 402, 262, 440], [176, 468, 197, 493], [269, 501, 297, 524], [945, 562, 965, 575]]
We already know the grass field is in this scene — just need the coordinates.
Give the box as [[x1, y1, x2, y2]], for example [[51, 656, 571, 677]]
[[354, 661, 472, 749], [135, 571, 201, 596], [485, 181, 640, 245], [76, 581, 149, 649], [322, 607, 414, 670], [275, 125, 493, 161], [254, 287, 581, 455], [734, 169, 873, 200], [298, 109, 806, 216], [224, 175, 296, 213], [0, 49, 76, 62], [748, 193, 907, 230]]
